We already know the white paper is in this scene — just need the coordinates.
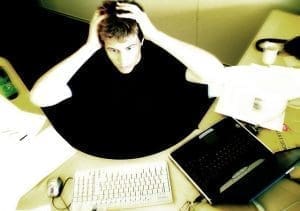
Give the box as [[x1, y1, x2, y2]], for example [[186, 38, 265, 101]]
[[0, 95, 46, 142], [215, 84, 286, 131], [212, 64, 300, 131], [0, 95, 76, 210]]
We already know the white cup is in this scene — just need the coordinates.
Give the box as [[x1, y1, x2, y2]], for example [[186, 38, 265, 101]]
[[262, 48, 278, 65], [261, 41, 279, 65]]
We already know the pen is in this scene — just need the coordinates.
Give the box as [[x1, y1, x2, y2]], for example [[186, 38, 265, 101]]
[[19, 134, 28, 141]]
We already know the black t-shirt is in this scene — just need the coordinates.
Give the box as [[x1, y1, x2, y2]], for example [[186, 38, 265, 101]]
[[43, 41, 212, 159]]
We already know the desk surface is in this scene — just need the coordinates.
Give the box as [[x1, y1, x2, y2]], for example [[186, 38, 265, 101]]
[[17, 9, 300, 211], [0, 57, 43, 114], [238, 9, 300, 153], [0, 57, 75, 211], [239, 9, 300, 67]]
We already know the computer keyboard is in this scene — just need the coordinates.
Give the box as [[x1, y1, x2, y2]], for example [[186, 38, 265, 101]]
[[71, 161, 173, 210], [185, 123, 263, 187]]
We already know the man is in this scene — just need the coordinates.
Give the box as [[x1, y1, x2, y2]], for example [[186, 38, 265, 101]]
[[30, 0, 223, 158]]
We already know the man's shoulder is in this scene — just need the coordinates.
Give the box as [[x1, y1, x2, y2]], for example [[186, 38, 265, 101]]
[[88, 49, 107, 64], [142, 41, 186, 71], [75, 49, 109, 74], [143, 41, 169, 56]]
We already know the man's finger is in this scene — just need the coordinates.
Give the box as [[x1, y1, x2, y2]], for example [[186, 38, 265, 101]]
[[116, 2, 141, 14], [116, 13, 136, 20]]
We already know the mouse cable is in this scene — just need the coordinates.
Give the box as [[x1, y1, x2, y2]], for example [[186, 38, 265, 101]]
[[179, 195, 206, 211], [51, 177, 73, 211]]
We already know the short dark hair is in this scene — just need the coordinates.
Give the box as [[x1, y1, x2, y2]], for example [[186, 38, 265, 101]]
[[98, 0, 144, 44]]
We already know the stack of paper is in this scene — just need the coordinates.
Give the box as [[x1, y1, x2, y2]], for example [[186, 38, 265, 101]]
[[0, 95, 76, 210], [211, 64, 300, 131], [0, 95, 46, 142]]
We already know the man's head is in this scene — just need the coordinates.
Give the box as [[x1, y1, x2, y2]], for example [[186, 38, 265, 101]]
[[98, 0, 144, 74]]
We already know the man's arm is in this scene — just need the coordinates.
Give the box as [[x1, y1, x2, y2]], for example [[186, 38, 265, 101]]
[[148, 31, 224, 84], [30, 11, 105, 107], [116, 2, 223, 84]]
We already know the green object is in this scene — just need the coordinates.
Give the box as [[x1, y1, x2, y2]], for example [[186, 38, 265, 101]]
[[0, 66, 18, 100]]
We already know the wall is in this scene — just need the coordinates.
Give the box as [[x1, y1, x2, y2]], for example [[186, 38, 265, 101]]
[[196, 0, 300, 64], [38, 0, 198, 45], [39, 0, 300, 65]]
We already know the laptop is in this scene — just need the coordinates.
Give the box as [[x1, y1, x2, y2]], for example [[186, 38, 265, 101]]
[[169, 117, 300, 204]]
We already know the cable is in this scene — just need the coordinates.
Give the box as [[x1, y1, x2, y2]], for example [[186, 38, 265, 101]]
[[51, 177, 73, 211], [51, 197, 70, 211], [255, 38, 287, 52], [193, 194, 206, 203], [179, 195, 206, 211]]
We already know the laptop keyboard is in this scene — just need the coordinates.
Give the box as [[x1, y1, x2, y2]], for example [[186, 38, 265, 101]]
[[186, 125, 262, 186]]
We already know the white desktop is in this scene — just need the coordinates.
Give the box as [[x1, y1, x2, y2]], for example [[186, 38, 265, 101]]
[[0, 57, 76, 211], [3, 9, 299, 211]]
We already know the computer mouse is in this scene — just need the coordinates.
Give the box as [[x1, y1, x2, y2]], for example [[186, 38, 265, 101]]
[[47, 177, 63, 198]]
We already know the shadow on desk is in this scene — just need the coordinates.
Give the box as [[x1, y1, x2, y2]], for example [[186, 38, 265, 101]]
[[189, 177, 300, 211]]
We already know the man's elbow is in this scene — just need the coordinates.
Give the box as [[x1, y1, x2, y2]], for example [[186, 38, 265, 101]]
[[30, 89, 52, 107], [186, 63, 224, 85], [30, 86, 72, 107]]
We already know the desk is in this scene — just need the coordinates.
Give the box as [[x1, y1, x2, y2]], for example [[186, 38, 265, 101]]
[[198, 9, 300, 210], [238, 9, 300, 152], [238, 9, 300, 67], [201, 9, 300, 153], [17, 10, 300, 211], [0, 57, 43, 114], [0, 57, 75, 210], [17, 130, 202, 210]]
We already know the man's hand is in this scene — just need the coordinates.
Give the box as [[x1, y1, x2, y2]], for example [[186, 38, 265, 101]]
[[86, 10, 106, 50], [116, 2, 158, 41]]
